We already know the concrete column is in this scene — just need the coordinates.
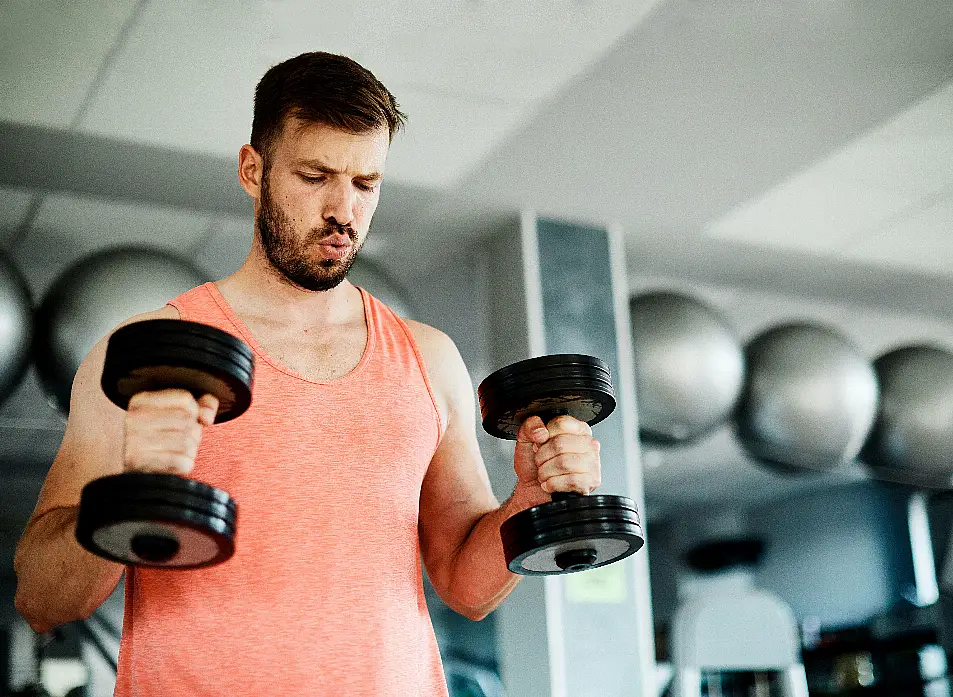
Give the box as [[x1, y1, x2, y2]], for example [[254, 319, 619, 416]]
[[487, 212, 656, 697]]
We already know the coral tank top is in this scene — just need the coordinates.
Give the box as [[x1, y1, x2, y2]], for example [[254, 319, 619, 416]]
[[113, 282, 448, 696]]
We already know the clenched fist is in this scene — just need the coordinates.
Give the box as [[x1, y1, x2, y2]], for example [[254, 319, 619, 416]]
[[123, 389, 220, 476], [513, 414, 602, 499]]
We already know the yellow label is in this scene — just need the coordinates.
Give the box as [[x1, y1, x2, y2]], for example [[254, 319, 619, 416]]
[[564, 563, 627, 604]]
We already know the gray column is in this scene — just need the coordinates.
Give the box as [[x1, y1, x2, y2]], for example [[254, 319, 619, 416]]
[[488, 212, 656, 697]]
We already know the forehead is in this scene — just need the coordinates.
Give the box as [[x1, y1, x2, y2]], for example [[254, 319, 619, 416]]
[[271, 117, 389, 171]]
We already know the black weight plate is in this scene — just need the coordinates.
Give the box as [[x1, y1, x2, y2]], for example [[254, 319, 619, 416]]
[[81, 483, 237, 525], [478, 355, 615, 439], [103, 341, 253, 421], [111, 339, 255, 385], [103, 323, 254, 422], [500, 495, 643, 575], [81, 473, 235, 511], [76, 500, 235, 569], [500, 497, 641, 545], [110, 319, 253, 363]]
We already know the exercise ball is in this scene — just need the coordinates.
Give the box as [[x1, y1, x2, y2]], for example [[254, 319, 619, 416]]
[[34, 247, 207, 412], [0, 251, 33, 405], [629, 291, 744, 444], [860, 346, 953, 488], [735, 323, 878, 473], [349, 257, 415, 319]]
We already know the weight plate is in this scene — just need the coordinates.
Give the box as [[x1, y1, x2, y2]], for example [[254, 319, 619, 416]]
[[76, 500, 235, 568], [501, 496, 641, 542], [102, 320, 254, 423], [81, 473, 235, 511], [500, 495, 643, 575], [478, 355, 615, 439]]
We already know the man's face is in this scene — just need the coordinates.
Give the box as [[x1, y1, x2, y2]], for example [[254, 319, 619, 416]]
[[255, 117, 389, 292]]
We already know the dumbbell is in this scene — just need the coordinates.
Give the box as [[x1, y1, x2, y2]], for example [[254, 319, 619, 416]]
[[75, 319, 254, 569], [478, 354, 644, 575]]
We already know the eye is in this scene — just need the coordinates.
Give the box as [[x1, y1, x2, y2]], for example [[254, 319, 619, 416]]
[[355, 181, 377, 193], [300, 174, 325, 184]]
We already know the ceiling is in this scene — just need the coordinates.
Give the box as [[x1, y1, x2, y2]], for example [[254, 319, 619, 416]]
[[1, 0, 953, 550]]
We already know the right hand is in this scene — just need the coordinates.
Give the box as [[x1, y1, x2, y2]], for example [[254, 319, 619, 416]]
[[123, 389, 219, 476]]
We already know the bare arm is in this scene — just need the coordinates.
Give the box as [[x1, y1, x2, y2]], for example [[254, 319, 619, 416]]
[[411, 323, 601, 620], [14, 305, 179, 633]]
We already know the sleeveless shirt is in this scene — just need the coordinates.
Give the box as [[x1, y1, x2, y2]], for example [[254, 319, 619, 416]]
[[113, 282, 449, 696]]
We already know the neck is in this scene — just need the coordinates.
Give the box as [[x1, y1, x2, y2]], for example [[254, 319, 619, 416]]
[[216, 238, 359, 329]]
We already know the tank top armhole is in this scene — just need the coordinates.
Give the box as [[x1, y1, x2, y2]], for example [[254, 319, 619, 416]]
[[391, 312, 445, 448], [166, 300, 186, 321]]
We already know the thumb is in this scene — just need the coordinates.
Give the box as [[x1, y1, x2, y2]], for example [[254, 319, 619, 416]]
[[196, 393, 221, 427], [514, 416, 549, 486]]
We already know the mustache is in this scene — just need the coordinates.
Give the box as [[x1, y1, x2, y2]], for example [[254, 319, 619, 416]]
[[311, 222, 358, 242]]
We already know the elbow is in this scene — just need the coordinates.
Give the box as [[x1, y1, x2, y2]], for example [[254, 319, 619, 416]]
[[459, 606, 491, 622], [14, 582, 94, 634], [14, 586, 56, 634], [14, 552, 93, 634], [438, 586, 496, 622]]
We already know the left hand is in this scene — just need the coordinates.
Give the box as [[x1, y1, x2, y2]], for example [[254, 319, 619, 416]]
[[513, 414, 602, 498]]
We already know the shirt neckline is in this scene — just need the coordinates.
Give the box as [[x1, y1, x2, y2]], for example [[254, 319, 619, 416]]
[[203, 281, 375, 386]]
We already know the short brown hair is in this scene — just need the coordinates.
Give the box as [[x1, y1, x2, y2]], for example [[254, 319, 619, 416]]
[[250, 52, 406, 162]]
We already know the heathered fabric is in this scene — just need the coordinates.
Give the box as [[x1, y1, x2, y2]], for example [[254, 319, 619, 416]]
[[113, 282, 448, 696]]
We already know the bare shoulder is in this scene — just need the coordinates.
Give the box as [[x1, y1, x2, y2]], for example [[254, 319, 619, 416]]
[[401, 319, 471, 386], [402, 319, 474, 429]]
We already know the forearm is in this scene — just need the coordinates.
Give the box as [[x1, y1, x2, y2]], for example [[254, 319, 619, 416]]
[[14, 507, 124, 633], [444, 487, 548, 620]]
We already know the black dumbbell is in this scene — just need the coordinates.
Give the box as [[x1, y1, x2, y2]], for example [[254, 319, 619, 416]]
[[75, 320, 254, 569], [478, 354, 644, 575]]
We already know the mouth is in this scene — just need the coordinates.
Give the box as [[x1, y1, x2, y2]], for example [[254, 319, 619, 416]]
[[318, 239, 352, 260]]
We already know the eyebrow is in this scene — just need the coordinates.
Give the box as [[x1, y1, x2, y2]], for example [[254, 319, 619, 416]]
[[294, 159, 382, 182]]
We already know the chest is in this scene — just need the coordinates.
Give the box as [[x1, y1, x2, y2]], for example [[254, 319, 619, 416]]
[[247, 321, 368, 382]]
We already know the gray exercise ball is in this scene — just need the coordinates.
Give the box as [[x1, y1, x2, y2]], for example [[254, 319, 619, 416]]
[[629, 291, 745, 444], [735, 323, 878, 473], [34, 246, 207, 412], [860, 346, 953, 488], [349, 257, 415, 320], [0, 251, 33, 405]]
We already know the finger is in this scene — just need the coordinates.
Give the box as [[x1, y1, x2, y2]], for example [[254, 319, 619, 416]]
[[535, 433, 599, 465], [545, 414, 592, 437], [196, 393, 221, 427], [537, 452, 601, 484], [516, 415, 549, 444], [539, 472, 600, 495]]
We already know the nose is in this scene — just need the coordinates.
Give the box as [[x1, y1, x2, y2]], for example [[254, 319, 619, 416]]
[[322, 178, 355, 228]]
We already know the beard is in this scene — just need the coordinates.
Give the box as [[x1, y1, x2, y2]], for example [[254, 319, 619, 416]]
[[256, 174, 363, 292]]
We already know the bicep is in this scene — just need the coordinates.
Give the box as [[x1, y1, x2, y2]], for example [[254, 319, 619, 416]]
[[416, 335, 498, 583], [30, 306, 179, 520]]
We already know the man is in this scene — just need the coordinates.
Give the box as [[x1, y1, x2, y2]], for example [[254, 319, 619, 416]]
[[14, 52, 602, 695]]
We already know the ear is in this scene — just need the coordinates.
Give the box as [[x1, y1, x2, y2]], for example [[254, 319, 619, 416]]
[[238, 144, 264, 199]]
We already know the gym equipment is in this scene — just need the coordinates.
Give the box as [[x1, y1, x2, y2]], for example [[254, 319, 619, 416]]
[[629, 291, 744, 444], [860, 345, 953, 488], [671, 587, 809, 697], [0, 250, 32, 405], [735, 323, 878, 473], [478, 354, 643, 575], [33, 246, 206, 412], [76, 319, 254, 568]]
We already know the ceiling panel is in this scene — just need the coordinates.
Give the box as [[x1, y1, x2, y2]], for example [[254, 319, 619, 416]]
[[0, 0, 140, 128], [80, 0, 661, 188], [384, 88, 525, 187], [267, 0, 660, 100], [78, 0, 270, 158], [840, 192, 953, 275], [706, 80, 953, 256]]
